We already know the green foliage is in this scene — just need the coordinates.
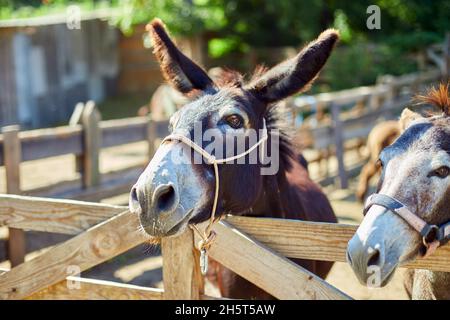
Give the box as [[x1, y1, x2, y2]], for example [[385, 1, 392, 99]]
[[0, 0, 112, 20], [1, 0, 447, 91], [320, 41, 417, 92]]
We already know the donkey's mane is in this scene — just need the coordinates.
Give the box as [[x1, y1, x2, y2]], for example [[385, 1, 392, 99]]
[[415, 83, 450, 117]]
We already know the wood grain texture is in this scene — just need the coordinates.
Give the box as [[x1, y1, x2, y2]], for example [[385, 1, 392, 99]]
[[195, 220, 351, 300], [2, 125, 26, 267], [0, 194, 126, 234], [225, 216, 450, 273], [162, 229, 203, 300], [0, 209, 147, 299]]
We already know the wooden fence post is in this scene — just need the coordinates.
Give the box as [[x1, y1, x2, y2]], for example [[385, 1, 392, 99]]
[[331, 103, 348, 189], [2, 125, 26, 266], [69, 102, 86, 174], [80, 101, 101, 188], [161, 229, 203, 299]]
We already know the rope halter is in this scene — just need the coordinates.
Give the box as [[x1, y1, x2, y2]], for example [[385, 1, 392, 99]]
[[364, 193, 450, 258], [161, 119, 268, 274]]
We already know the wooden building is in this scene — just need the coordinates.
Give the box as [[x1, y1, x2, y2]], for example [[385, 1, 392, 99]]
[[0, 13, 119, 129]]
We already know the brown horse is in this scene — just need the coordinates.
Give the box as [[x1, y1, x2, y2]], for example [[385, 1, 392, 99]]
[[129, 19, 339, 299], [347, 84, 450, 299]]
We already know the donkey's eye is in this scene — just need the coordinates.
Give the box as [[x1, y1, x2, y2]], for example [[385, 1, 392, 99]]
[[432, 166, 450, 178], [225, 114, 243, 129]]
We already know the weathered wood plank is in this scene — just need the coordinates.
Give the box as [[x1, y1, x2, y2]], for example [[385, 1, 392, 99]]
[[0, 118, 167, 166], [26, 163, 144, 201], [100, 118, 169, 148], [20, 125, 83, 162], [28, 276, 163, 300], [0, 194, 125, 234], [0, 209, 146, 299], [0, 267, 224, 300], [69, 102, 86, 174], [2, 125, 26, 266], [196, 220, 351, 300], [162, 229, 203, 300], [331, 103, 348, 189], [81, 101, 101, 188], [225, 216, 450, 273]]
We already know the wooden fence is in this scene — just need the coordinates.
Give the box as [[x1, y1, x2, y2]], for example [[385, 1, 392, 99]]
[[0, 194, 449, 300], [0, 102, 169, 266], [289, 36, 449, 187], [0, 66, 444, 267], [289, 68, 443, 188]]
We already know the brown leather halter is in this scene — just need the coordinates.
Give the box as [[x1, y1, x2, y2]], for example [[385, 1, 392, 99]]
[[364, 193, 450, 257]]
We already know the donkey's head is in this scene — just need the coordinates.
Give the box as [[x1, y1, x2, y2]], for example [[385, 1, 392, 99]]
[[129, 19, 338, 239], [347, 84, 450, 287]]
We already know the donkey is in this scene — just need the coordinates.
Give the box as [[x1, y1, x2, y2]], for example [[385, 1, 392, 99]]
[[129, 19, 339, 299], [347, 84, 450, 299]]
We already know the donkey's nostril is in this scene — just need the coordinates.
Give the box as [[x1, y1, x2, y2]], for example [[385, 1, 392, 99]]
[[154, 184, 177, 213], [367, 248, 381, 267], [131, 187, 139, 202], [129, 186, 143, 215]]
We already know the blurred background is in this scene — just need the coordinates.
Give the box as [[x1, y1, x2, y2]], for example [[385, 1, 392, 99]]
[[0, 0, 448, 300], [0, 0, 448, 127]]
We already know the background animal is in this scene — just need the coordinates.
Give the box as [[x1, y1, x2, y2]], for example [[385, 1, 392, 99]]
[[137, 67, 226, 120], [129, 19, 339, 299], [356, 120, 400, 202]]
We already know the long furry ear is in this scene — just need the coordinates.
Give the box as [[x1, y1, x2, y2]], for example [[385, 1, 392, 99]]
[[247, 29, 339, 103], [399, 108, 423, 132], [147, 19, 214, 94]]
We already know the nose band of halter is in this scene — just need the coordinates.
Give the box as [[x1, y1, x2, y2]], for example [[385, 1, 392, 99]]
[[161, 119, 268, 273], [364, 193, 450, 257]]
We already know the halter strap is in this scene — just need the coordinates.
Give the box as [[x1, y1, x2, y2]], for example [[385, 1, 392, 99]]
[[364, 193, 450, 257], [161, 119, 268, 272]]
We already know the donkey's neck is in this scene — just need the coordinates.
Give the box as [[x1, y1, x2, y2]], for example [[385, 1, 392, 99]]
[[412, 269, 450, 300], [245, 165, 308, 220]]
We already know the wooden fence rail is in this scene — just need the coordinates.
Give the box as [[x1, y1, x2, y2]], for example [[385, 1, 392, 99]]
[[289, 68, 442, 187], [0, 102, 169, 264], [0, 194, 449, 300]]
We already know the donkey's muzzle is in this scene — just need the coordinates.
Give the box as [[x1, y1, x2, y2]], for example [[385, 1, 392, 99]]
[[129, 179, 183, 237]]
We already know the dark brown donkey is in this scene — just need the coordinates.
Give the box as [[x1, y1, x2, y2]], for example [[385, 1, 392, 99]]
[[129, 19, 339, 299]]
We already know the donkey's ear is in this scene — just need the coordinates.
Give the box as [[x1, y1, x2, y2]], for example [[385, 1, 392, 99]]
[[248, 29, 339, 103], [147, 19, 214, 94], [399, 108, 423, 132]]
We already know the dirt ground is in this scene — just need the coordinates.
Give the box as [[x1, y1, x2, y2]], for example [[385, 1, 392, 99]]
[[0, 142, 408, 299]]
